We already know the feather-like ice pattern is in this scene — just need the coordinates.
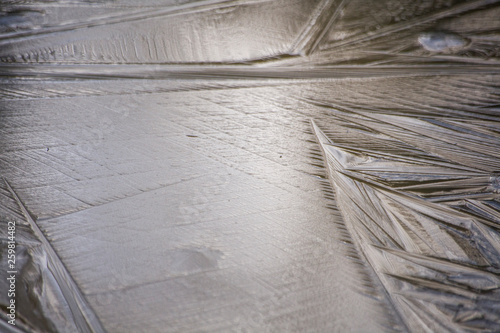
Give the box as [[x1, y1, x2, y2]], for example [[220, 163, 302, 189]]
[[1, 0, 500, 332], [311, 116, 500, 331]]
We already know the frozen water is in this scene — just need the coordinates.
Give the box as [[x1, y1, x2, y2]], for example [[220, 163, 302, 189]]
[[1, 0, 500, 332], [418, 31, 468, 52]]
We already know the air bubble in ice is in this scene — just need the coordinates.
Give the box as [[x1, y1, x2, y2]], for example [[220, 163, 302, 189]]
[[418, 32, 468, 53]]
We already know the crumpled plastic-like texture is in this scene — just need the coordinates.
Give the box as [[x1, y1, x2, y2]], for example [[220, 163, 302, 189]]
[[0, 0, 499, 332]]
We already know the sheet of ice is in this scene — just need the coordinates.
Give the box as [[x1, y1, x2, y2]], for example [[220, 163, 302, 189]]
[[1, 0, 499, 332]]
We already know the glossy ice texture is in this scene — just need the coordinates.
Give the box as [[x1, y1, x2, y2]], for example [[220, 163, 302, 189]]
[[1, 0, 499, 332]]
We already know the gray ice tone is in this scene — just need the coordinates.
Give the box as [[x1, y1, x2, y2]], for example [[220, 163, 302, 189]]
[[1, 0, 500, 332]]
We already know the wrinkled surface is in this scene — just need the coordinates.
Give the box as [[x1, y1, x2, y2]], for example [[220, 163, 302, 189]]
[[0, 0, 500, 332]]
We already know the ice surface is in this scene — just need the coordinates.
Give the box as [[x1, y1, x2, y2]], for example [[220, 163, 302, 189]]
[[1, 0, 499, 332], [418, 31, 469, 52]]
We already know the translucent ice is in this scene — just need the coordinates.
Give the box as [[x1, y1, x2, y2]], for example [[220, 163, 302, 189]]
[[418, 31, 468, 52]]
